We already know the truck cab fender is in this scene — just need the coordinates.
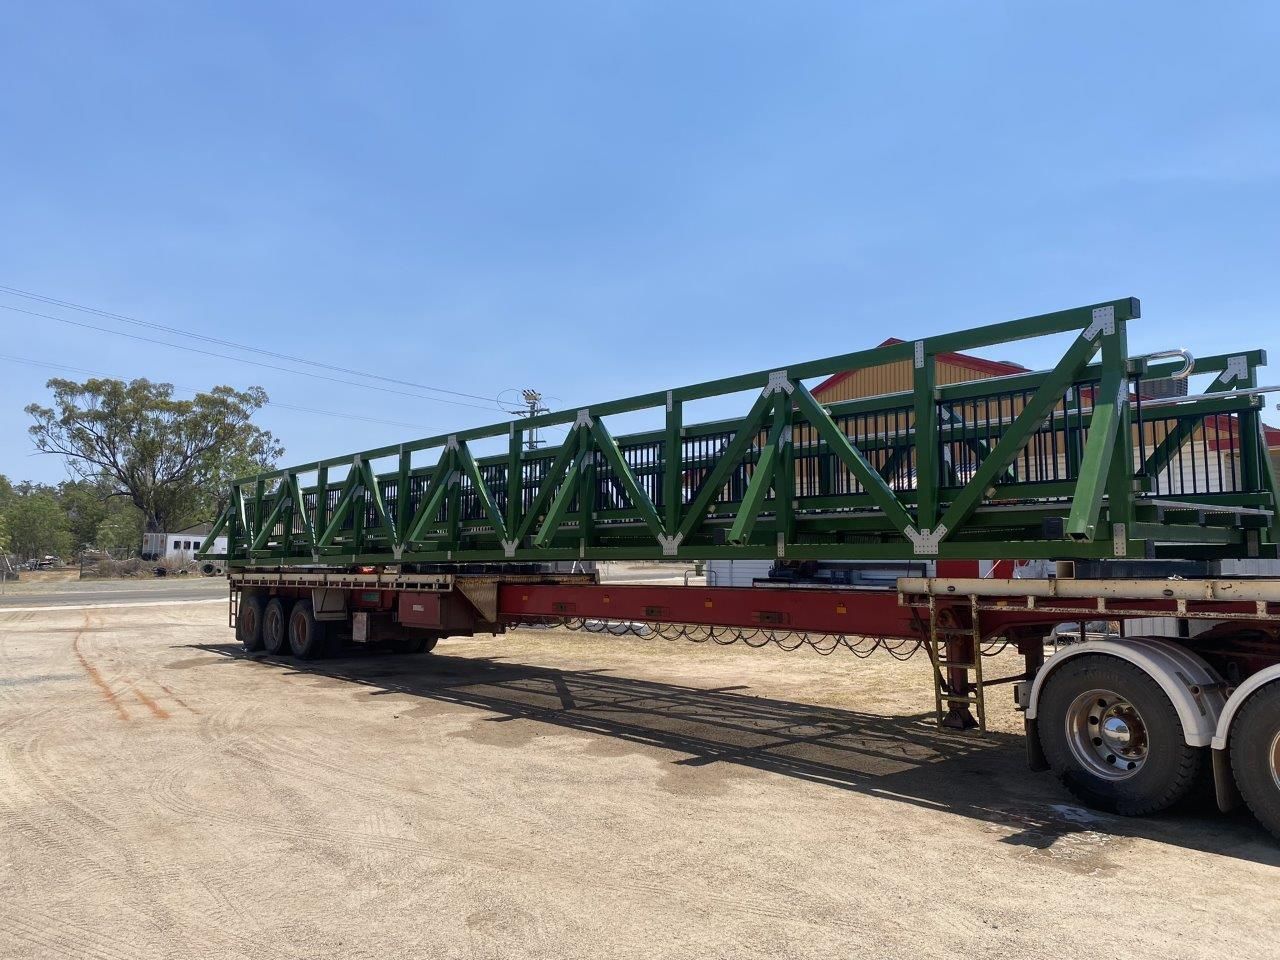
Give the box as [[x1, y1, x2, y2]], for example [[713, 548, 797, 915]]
[[1025, 637, 1226, 748]]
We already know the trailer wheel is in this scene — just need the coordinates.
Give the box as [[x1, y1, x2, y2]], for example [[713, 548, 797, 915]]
[[1038, 654, 1202, 816], [1229, 682, 1280, 840], [263, 598, 292, 656], [394, 633, 439, 655], [237, 593, 266, 652], [288, 599, 328, 660]]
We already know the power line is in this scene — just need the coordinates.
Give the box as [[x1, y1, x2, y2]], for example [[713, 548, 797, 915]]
[[0, 283, 501, 405], [0, 302, 511, 413], [0, 352, 434, 431]]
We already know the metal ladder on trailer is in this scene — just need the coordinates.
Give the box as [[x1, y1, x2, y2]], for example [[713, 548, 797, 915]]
[[925, 594, 986, 732]]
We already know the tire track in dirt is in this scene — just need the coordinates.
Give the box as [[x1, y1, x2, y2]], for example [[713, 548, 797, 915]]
[[0, 909, 140, 960], [71, 611, 130, 721], [142, 714, 840, 936]]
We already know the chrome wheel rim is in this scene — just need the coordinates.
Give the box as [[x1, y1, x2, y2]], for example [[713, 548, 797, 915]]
[[1065, 688, 1149, 780]]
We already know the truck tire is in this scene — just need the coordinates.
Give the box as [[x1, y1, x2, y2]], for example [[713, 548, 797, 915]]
[[288, 599, 328, 660], [237, 593, 266, 652], [1038, 654, 1202, 816], [1229, 682, 1280, 840], [263, 598, 292, 656], [394, 633, 439, 655]]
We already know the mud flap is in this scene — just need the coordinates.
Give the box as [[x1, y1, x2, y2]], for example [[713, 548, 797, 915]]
[[1212, 748, 1243, 813], [1024, 717, 1049, 772]]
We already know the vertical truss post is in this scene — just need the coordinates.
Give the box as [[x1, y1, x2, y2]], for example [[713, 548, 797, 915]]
[[445, 461, 461, 553], [229, 486, 246, 561], [663, 392, 683, 535], [1260, 427, 1280, 550], [1065, 334, 1127, 541], [396, 448, 412, 543], [775, 392, 794, 555], [281, 478, 294, 555], [579, 427, 596, 555], [351, 463, 365, 555], [1237, 360, 1261, 495], [1103, 317, 1134, 550], [314, 466, 328, 552], [507, 424, 523, 542], [252, 479, 265, 548], [913, 345, 939, 529]]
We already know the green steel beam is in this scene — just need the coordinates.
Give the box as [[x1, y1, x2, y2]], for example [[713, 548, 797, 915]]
[[455, 440, 508, 542], [591, 417, 668, 543], [937, 329, 1103, 541], [227, 299, 1137, 487], [675, 389, 775, 545], [250, 478, 299, 552], [791, 381, 916, 536], [1065, 345, 1127, 540], [534, 429, 588, 549], [317, 463, 365, 548], [728, 396, 784, 545], [514, 425, 587, 544], [405, 447, 457, 544], [913, 349, 938, 528], [360, 460, 398, 547], [210, 297, 1280, 567], [195, 505, 231, 559]]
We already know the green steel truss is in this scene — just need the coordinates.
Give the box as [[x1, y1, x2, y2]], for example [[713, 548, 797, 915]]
[[201, 298, 1280, 567]]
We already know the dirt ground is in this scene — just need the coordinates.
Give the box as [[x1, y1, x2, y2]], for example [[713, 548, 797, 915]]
[[1, 599, 1277, 960]]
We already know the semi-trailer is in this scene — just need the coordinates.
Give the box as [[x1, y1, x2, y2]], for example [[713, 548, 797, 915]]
[[202, 298, 1280, 839]]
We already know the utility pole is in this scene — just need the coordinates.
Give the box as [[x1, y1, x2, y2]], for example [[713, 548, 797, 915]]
[[521, 388, 549, 451]]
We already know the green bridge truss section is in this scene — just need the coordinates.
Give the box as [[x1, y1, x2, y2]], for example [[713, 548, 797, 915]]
[[201, 297, 1280, 567]]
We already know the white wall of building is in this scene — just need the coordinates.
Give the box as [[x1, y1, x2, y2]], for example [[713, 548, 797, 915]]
[[143, 532, 227, 561]]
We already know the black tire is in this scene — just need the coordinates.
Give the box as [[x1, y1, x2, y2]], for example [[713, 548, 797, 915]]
[[1229, 681, 1280, 841], [237, 593, 266, 652], [1038, 654, 1202, 816], [393, 633, 439, 655], [288, 599, 328, 660], [263, 598, 292, 656]]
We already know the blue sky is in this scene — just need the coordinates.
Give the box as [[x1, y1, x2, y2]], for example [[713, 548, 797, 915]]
[[2, 1, 1278, 483]]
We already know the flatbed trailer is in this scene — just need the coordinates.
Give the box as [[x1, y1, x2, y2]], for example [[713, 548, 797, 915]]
[[203, 298, 1280, 839]]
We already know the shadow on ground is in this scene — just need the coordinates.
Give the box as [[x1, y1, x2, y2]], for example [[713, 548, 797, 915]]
[[190, 642, 1279, 865]]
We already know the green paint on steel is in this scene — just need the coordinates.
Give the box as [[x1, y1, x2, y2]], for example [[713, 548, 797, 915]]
[[207, 298, 1280, 567]]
